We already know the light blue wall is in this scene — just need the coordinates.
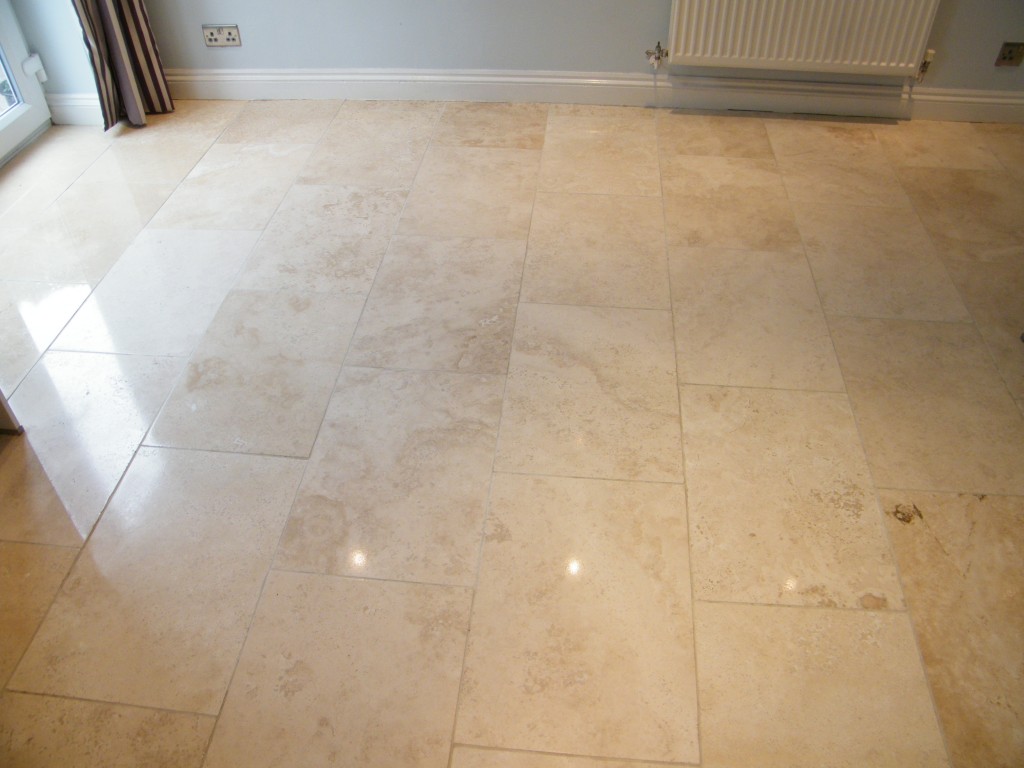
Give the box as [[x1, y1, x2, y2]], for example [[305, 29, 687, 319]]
[[145, 0, 672, 73], [13, 0, 1024, 97], [926, 0, 1024, 89], [11, 0, 94, 94]]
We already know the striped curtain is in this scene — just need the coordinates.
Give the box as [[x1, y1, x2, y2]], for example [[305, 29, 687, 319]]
[[71, 0, 173, 131]]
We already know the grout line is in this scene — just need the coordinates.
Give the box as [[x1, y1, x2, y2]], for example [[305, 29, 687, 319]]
[[452, 742, 700, 766], [446, 99, 548, 768], [657, 114, 704, 767], [0, 688, 219, 720]]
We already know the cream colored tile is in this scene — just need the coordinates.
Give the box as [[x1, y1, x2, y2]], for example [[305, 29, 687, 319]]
[[83, 136, 213, 187], [657, 111, 773, 159], [778, 156, 911, 207], [347, 237, 524, 373], [147, 290, 361, 457], [109, 99, 245, 143], [696, 602, 949, 768], [945, 254, 1024, 398], [670, 248, 843, 390], [298, 104, 438, 188], [0, 281, 90, 392], [219, 99, 341, 144], [9, 447, 304, 714], [0, 692, 214, 768], [898, 167, 1024, 262], [880, 490, 1024, 768], [399, 146, 539, 239], [435, 102, 548, 149], [548, 104, 653, 124], [539, 115, 658, 196], [54, 229, 258, 357], [451, 748, 670, 768], [276, 367, 503, 586], [236, 184, 407, 294], [0, 542, 76, 684], [0, 126, 112, 220], [876, 120, 1003, 170], [977, 122, 1024, 177], [660, 154, 784, 197], [495, 304, 683, 482], [522, 193, 668, 309], [681, 386, 902, 609], [766, 118, 892, 165], [456, 474, 698, 763], [0, 436, 82, 547], [204, 571, 470, 768], [662, 157, 801, 252], [831, 317, 1024, 494], [9, 352, 182, 537], [150, 143, 313, 230], [795, 203, 969, 321], [0, 176, 173, 285]]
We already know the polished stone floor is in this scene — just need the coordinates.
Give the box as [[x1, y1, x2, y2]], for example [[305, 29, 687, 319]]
[[1, 100, 1022, 767]]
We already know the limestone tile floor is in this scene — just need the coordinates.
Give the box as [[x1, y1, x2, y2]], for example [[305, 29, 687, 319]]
[[0, 102, 1022, 768]]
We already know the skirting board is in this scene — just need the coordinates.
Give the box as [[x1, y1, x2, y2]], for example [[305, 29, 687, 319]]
[[46, 93, 103, 126], [165, 68, 1024, 122]]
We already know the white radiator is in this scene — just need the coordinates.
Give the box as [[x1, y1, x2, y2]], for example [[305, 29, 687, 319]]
[[668, 0, 940, 76]]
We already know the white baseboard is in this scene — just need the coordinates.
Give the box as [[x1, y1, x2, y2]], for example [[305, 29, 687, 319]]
[[910, 87, 1024, 123], [164, 68, 1024, 123], [45, 93, 103, 126]]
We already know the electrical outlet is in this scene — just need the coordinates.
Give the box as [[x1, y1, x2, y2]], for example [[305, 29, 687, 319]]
[[995, 42, 1024, 67], [203, 24, 241, 47]]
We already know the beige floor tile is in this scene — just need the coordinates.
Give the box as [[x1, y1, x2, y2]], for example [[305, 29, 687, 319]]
[[456, 474, 698, 763], [236, 184, 407, 294], [795, 202, 969, 321], [204, 570, 470, 768], [109, 99, 245, 142], [662, 157, 801, 252], [0, 692, 214, 768], [670, 247, 843, 390], [880, 490, 1024, 768], [9, 447, 304, 714], [347, 236, 523, 373], [150, 143, 313, 230], [875, 120, 1003, 170], [0, 177, 172, 285], [539, 113, 658, 196], [0, 126, 112, 220], [218, 99, 341, 144], [0, 542, 76, 685], [778, 156, 911, 207], [696, 601, 949, 767], [944, 254, 1024, 398], [399, 146, 539, 239], [977, 122, 1024, 177], [451, 748, 672, 768], [298, 104, 438, 188], [0, 281, 90, 393], [276, 367, 503, 586], [831, 317, 1024, 494], [765, 118, 891, 165], [0, 436, 82, 547], [548, 105, 653, 124], [9, 352, 182, 537], [82, 136, 214, 187], [54, 229, 258, 357], [898, 167, 1024, 261], [682, 386, 902, 609], [657, 110, 773, 159], [495, 303, 683, 482], [147, 290, 361, 457], [521, 193, 668, 309], [435, 102, 548, 149]]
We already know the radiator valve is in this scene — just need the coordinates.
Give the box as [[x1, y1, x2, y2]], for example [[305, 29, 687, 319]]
[[646, 41, 666, 70]]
